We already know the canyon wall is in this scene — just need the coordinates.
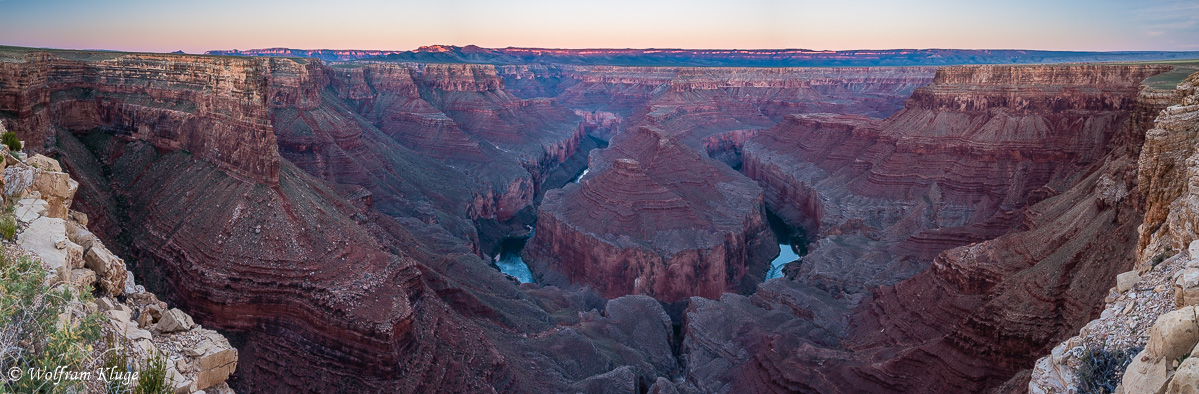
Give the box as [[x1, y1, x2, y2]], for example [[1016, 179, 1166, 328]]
[[1137, 74, 1199, 261], [1, 50, 688, 392], [678, 64, 1171, 393], [741, 64, 1169, 294], [1029, 70, 1199, 394], [0, 52, 280, 185]]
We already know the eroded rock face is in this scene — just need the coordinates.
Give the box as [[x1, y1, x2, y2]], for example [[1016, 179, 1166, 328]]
[[682, 64, 1172, 393], [1030, 71, 1199, 394], [526, 126, 777, 302], [1137, 72, 1199, 261], [743, 64, 1172, 294], [323, 62, 585, 222], [2, 49, 684, 392], [5, 157, 240, 393], [0, 52, 281, 185]]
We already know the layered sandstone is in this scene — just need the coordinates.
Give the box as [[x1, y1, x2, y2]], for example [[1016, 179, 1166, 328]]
[[322, 62, 584, 222], [0, 52, 280, 185], [2, 48, 686, 392], [1137, 72, 1199, 261], [742, 64, 1171, 293], [8, 45, 1181, 393], [683, 64, 1171, 392], [524, 126, 776, 302]]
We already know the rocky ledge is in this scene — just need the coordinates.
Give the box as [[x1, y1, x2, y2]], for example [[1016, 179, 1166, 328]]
[[1, 142, 237, 393], [524, 126, 777, 302]]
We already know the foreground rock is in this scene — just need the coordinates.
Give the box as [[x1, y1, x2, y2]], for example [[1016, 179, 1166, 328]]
[[3, 154, 238, 393], [525, 126, 777, 302]]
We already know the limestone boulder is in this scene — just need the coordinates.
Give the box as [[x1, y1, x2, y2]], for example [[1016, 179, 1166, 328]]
[[85, 244, 127, 296], [1148, 307, 1199, 362], [18, 216, 85, 283], [68, 268, 96, 294], [1169, 358, 1199, 394], [1118, 271, 1142, 293], [1177, 269, 1199, 308], [26, 154, 61, 172], [65, 220, 99, 250], [138, 304, 163, 328], [68, 209, 88, 227], [2, 162, 79, 220], [2, 164, 35, 197], [1029, 338, 1082, 393], [188, 330, 239, 390], [30, 170, 78, 219], [1123, 348, 1173, 394], [1124, 307, 1199, 394], [157, 308, 195, 333], [14, 198, 48, 224]]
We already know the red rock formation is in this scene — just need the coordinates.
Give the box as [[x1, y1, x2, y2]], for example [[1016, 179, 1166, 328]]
[[0, 52, 280, 185], [4, 49, 683, 392], [683, 64, 1173, 393], [323, 62, 584, 221], [742, 64, 1171, 293], [524, 126, 777, 302]]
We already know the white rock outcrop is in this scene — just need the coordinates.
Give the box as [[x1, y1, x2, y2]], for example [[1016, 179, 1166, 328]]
[[3, 153, 239, 393]]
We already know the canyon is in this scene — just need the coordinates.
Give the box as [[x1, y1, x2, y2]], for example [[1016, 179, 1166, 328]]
[[1, 44, 1194, 393]]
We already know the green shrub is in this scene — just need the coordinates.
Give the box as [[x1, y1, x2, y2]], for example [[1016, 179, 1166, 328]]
[[0, 253, 103, 393], [1152, 252, 1170, 267], [0, 215, 15, 241], [101, 338, 133, 393], [135, 350, 170, 394], [1, 131, 19, 152], [1077, 346, 1141, 394]]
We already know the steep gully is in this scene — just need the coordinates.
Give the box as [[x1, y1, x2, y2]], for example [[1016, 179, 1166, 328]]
[[0, 48, 1172, 392]]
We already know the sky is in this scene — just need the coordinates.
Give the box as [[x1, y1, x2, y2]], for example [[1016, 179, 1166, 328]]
[[0, 0, 1196, 53]]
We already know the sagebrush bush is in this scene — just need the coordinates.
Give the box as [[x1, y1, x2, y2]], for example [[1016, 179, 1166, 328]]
[[102, 338, 133, 394], [1, 131, 19, 152], [1077, 346, 1141, 394], [0, 252, 103, 392], [135, 350, 171, 394], [0, 215, 16, 241]]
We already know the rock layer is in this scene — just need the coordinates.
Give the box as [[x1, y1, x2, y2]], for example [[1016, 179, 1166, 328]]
[[742, 64, 1171, 293], [525, 126, 777, 302], [1, 49, 685, 392], [683, 64, 1172, 393]]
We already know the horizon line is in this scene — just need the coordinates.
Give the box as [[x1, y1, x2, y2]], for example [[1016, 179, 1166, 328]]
[[7, 43, 1199, 55]]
